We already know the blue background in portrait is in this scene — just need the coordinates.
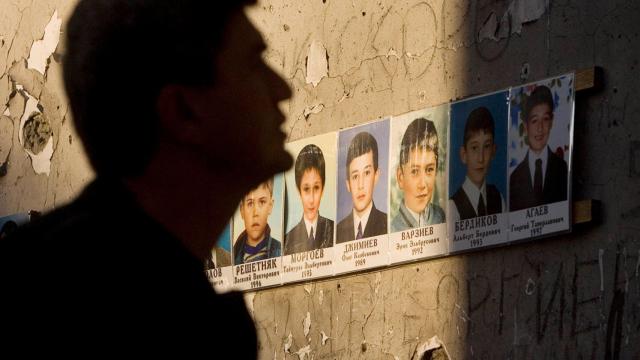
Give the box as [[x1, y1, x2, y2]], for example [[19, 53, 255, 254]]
[[337, 119, 390, 222], [284, 134, 337, 234], [449, 91, 508, 198], [233, 173, 285, 244], [215, 222, 231, 252]]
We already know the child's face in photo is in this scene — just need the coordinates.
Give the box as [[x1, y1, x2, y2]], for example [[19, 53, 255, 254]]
[[240, 186, 273, 243], [346, 151, 379, 215], [525, 103, 553, 153], [461, 131, 495, 187], [397, 147, 437, 214], [299, 168, 324, 223]]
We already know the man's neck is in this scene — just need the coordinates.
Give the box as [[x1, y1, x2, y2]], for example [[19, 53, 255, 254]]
[[354, 201, 373, 219], [124, 142, 254, 261], [530, 146, 546, 156]]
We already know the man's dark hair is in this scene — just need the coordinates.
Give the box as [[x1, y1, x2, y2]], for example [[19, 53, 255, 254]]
[[463, 107, 495, 146], [399, 118, 439, 166], [522, 85, 554, 123], [345, 132, 378, 177], [294, 144, 325, 190], [64, 0, 254, 177]]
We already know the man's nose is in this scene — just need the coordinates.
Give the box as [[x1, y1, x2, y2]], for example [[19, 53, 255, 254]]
[[418, 174, 427, 189], [268, 65, 292, 102]]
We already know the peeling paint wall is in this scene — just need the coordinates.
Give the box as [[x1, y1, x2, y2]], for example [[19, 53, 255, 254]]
[[1, 0, 639, 359], [0, 0, 93, 214]]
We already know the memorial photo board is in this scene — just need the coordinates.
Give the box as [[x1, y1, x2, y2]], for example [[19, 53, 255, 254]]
[[334, 119, 390, 274], [448, 91, 510, 252], [231, 174, 285, 290], [282, 133, 337, 283], [508, 74, 574, 241], [388, 105, 449, 264]]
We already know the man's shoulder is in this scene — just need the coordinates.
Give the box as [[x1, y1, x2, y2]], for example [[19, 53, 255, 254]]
[[286, 219, 305, 236], [451, 185, 468, 201], [336, 212, 353, 231], [547, 148, 568, 171], [370, 205, 387, 221], [429, 202, 446, 224], [511, 156, 530, 181]]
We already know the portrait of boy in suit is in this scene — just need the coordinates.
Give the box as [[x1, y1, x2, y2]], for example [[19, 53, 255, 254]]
[[450, 107, 505, 220], [391, 118, 446, 232], [233, 179, 282, 264], [509, 85, 568, 211], [284, 144, 334, 254], [336, 132, 387, 243]]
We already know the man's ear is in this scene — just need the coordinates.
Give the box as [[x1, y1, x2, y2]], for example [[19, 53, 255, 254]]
[[156, 84, 203, 145], [396, 166, 404, 190], [373, 168, 380, 185], [345, 178, 351, 193], [459, 146, 467, 165]]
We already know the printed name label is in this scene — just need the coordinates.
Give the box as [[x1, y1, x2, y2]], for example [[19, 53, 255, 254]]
[[449, 214, 508, 252], [281, 248, 334, 283], [334, 235, 389, 274], [509, 201, 570, 242], [389, 223, 448, 264]]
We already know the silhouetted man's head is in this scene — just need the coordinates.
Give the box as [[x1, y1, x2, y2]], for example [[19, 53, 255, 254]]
[[64, 0, 292, 183]]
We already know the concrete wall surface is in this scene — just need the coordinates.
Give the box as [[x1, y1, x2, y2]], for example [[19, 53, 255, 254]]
[[1, 0, 639, 358]]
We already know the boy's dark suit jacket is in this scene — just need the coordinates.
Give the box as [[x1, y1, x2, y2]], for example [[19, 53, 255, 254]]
[[284, 215, 334, 255], [336, 203, 387, 244], [509, 147, 568, 211]]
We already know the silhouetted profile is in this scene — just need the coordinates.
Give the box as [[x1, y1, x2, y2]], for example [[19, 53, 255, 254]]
[[0, 0, 292, 355]]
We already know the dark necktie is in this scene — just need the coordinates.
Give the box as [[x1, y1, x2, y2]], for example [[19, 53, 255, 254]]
[[308, 226, 315, 247], [356, 222, 363, 240], [534, 159, 543, 200], [477, 194, 486, 217]]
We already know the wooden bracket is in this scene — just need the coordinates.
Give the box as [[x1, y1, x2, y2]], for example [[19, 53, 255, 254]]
[[571, 67, 603, 226], [572, 199, 600, 225], [575, 66, 604, 92]]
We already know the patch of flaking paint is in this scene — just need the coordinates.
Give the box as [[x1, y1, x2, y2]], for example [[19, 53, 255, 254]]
[[303, 104, 325, 119], [478, 0, 547, 42], [478, 12, 499, 42], [0, 115, 13, 166], [23, 112, 52, 154], [18, 88, 52, 175], [303, 312, 311, 337], [525, 278, 536, 295], [413, 336, 452, 359], [295, 345, 311, 360], [318, 290, 324, 305], [27, 10, 62, 76], [244, 292, 256, 319], [498, 0, 547, 37], [305, 40, 328, 87], [320, 331, 330, 345], [284, 332, 293, 353]]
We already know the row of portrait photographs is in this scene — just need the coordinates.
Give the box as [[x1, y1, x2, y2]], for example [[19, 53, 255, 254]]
[[205, 73, 575, 292]]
